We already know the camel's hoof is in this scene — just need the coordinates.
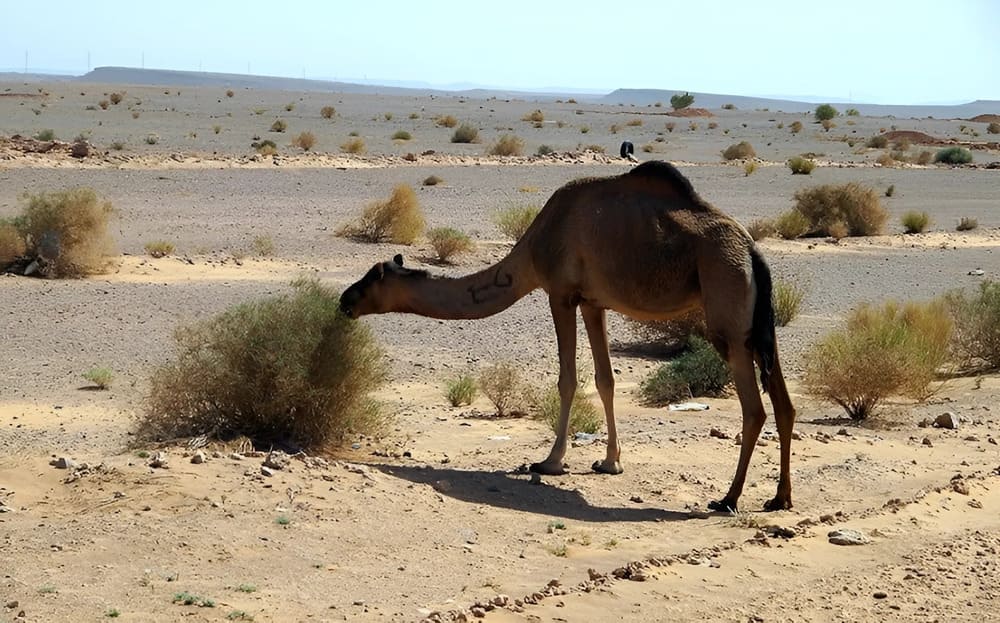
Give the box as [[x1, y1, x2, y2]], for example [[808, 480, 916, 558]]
[[763, 496, 793, 512], [592, 460, 623, 475], [707, 498, 737, 513], [529, 461, 569, 476]]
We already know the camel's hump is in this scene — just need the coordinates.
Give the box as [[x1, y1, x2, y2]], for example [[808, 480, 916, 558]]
[[626, 160, 699, 202]]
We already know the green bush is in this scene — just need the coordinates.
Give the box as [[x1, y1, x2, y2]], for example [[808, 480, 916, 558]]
[[494, 205, 539, 241], [787, 156, 815, 174], [722, 141, 756, 160], [845, 108, 860, 116], [34, 129, 56, 141], [814, 104, 838, 121], [14, 187, 117, 277], [339, 184, 425, 244], [804, 300, 951, 420], [945, 281, 1000, 372], [392, 130, 412, 141], [83, 367, 113, 389], [428, 227, 473, 262], [670, 92, 695, 110], [478, 362, 531, 417], [444, 375, 477, 407], [901, 211, 931, 234], [792, 183, 887, 237], [639, 336, 730, 405], [139, 278, 388, 448], [489, 134, 524, 156], [934, 147, 973, 165], [773, 280, 805, 326], [536, 144, 555, 156], [775, 210, 810, 240], [451, 123, 479, 143], [534, 382, 602, 436], [625, 311, 706, 357]]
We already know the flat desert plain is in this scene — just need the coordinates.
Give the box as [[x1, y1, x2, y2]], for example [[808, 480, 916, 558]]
[[1, 80, 999, 623]]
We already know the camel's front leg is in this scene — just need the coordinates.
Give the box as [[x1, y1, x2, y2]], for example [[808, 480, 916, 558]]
[[580, 304, 622, 475], [530, 298, 577, 476]]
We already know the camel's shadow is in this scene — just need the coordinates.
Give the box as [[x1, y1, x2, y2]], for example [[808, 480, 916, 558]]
[[371, 463, 698, 523]]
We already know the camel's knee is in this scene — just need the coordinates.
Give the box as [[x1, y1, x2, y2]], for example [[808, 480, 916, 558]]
[[593, 368, 614, 398], [557, 370, 576, 400]]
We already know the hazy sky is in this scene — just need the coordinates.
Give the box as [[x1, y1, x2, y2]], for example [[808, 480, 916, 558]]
[[3, 0, 998, 104]]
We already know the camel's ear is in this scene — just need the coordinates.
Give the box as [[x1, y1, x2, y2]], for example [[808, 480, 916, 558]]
[[393, 254, 404, 267]]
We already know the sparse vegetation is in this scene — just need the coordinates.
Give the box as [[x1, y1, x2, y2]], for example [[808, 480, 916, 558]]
[[988, 122, 1000, 134], [804, 300, 952, 420], [11, 187, 117, 277], [144, 240, 175, 258], [744, 161, 758, 176], [945, 280, 1000, 371], [665, 122, 676, 133], [494, 205, 540, 241], [722, 141, 756, 160], [139, 278, 388, 449], [106, 608, 121, 618], [145, 133, 159, 145], [428, 227, 473, 262], [901, 211, 931, 234], [226, 89, 234, 98], [536, 144, 555, 156], [821, 119, 835, 132], [626, 118, 643, 127], [489, 134, 524, 156], [787, 156, 815, 174], [775, 210, 811, 240], [534, 377, 602, 435], [451, 123, 479, 143], [0, 221, 27, 267], [392, 130, 412, 141], [269, 119, 287, 133], [792, 183, 887, 237], [292, 131, 316, 151], [436, 115, 458, 128], [523, 109, 544, 123], [814, 104, 838, 121], [213, 124, 222, 134], [478, 362, 531, 417], [934, 147, 973, 165], [251, 235, 275, 256], [789, 121, 803, 134], [866, 135, 889, 149], [916, 150, 933, 165], [339, 184, 425, 244], [956, 216, 978, 231], [340, 137, 366, 154], [254, 139, 278, 156], [34, 128, 56, 141], [83, 366, 113, 389], [321, 106, 336, 119], [885, 184, 895, 197], [773, 281, 806, 326], [285, 102, 296, 112], [444, 374, 477, 407], [670, 92, 695, 110], [626, 311, 706, 357], [746, 218, 775, 241], [722, 103, 736, 110], [98, 100, 109, 110], [110, 140, 125, 151], [845, 108, 860, 116], [423, 175, 443, 186], [639, 336, 730, 406]]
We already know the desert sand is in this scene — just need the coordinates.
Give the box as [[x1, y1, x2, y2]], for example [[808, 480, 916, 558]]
[[1, 78, 999, 623]]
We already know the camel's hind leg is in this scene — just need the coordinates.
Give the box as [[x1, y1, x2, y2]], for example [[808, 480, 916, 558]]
[[530, 297, 578, 476], [763, 347, 796, 510], [580, 304, 622, 475], [707, 342, 767, 512]]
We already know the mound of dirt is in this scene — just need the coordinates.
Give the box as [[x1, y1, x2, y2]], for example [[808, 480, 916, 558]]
[[882, 130, 940, 144], [666, 108, 715, 118], [968, 114, 1000, 123]]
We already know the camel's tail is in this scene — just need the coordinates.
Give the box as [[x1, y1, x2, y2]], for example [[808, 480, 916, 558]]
[[749, 246, 776, 392]]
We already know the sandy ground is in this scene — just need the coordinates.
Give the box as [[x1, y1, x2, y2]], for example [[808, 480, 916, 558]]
[[1, 80, 999, 623]]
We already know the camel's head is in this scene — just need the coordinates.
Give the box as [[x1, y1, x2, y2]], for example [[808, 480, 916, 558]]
[[340, 254, 423, 318]]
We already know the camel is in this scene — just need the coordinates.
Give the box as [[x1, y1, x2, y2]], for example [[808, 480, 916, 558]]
[[340, 161, 797, 511]]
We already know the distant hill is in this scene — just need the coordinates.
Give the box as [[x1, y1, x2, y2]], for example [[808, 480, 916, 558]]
[[601, 89, 1000, 120]]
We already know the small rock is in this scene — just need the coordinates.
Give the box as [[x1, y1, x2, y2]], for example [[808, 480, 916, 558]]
[[190, 451, 206, 464], [933, 412, 959, 429], [470, 606, 486, 618], [873, 591, 888, 599], [148, 452, 169, 469], [261, 466, 275, 477], [922, 437, 933, 447], [630, 495, 644, 503], [918, 418, 932, 428], [837, 428, 851, 436], [529, 473, 542, 485], [5, 600, 18, 609], [51, 457, 75, 469], [968, 499, 983, 509], [709, 428, 730, 440], [734, 432, 743, 444], [70, 141, 90, 158], [263, 452, 289, 470], [828, 529, 870, 546], [791, 431, 802, 441], [952, 479, 969, 495], [491, 595, 509, 607], [229, 452, 244, 461]]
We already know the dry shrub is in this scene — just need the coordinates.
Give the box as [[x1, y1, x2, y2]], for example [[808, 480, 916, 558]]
[[82, 366, 113, 389], [945, 281, 1000, 372], [876, 152, 895, 167], [804, 300, 951, 420], [901, 211, 931, 234], [522, 109, 544, 123], [144, 240, 175, 258], [98, 99, 109, 110], [746, 218, 775, 241], [625, 311, 706, 357], [773, 280, 805, 326], [428, 227, 473, 262], [0, 222, 27, 268], [109, 92, 123, 105], [451, 123, 479, 143], [489, 134, 523, 156], [821, 119, 835, 131], [423, 175, 443, 186], [320, 105, 336, 119], [226, 89, 234, 98], [14, 188, 116, 277], [251, 235, 275, 256], [494, 205, 539, 241], [639, 336, 730, 406], [787, 156, 815, 174], [775, 210, 810, 240], [665, 122, 676, 132], [722, 141, 756, 161], [437, 115, 458, 128], [956, 216, 978, 231], [392, 130, 412, 141], [866, 135, 889, 149], [138, 278, 388, 449], [916, 150, 933, 165], [340, 137, 366, 154], [626, 118, 643, 127], [444, 375, 477, 407], [988, 122, 1000, 134], [789, 121, 803, 133], [479, 362, 532, 417], [340, 184, 425, 244], [534, 376, 602, 435], [269, 119, 287, 133], [793, 183, 887, 237], [292, 131, 316, 151], [744, 161, 758, 176]]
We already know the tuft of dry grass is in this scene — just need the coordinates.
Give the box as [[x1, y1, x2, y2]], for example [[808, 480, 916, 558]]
[[251, 235, 275, 257], [744, 161, 758, 176], [945, 280, 1000, 372], [722, 141, 756, 160], [478, 362, 532, 417], [451, 123, 479, 143], [14, 187, 117, 277], [775, 210, 810, 240], [436, 115, 458, 128], [793, 183, 886, 237], [534, 380, 602, 435], [489, 134, 524, 156], [291, 131, 316, 151], [339, 184, 425, 245], [82, 366, 113, 389], [787, 156, 815, 174], [340, 137, 366, 154], [773, 280, 806, 326], [901, 211, 931, 234], [320, 106, 336, 119], [269, 119, 287, 133], [138, 278, 388, 449], [428, 227, 473, 263], [392, 130, 412, 141], [494, 205, 540, 241], [444, 375, 477, 407], [522, 109, 544, 123], [789, 121, 803, 133], [0, 221, 27, 267], [144, 240, 175, 258], [746, 218, 775, 241]]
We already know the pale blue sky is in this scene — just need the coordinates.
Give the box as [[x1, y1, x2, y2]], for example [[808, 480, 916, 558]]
[[3, 0, 998, 104]]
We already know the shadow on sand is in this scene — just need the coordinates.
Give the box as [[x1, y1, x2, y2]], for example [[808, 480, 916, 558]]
[[371, 463, 702, 523]]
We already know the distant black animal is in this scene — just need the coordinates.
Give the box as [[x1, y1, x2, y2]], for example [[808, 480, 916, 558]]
[[620, 141, 636, 161]]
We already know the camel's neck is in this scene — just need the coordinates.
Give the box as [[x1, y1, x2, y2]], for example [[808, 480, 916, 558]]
[[395, 246, 538, 320]]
